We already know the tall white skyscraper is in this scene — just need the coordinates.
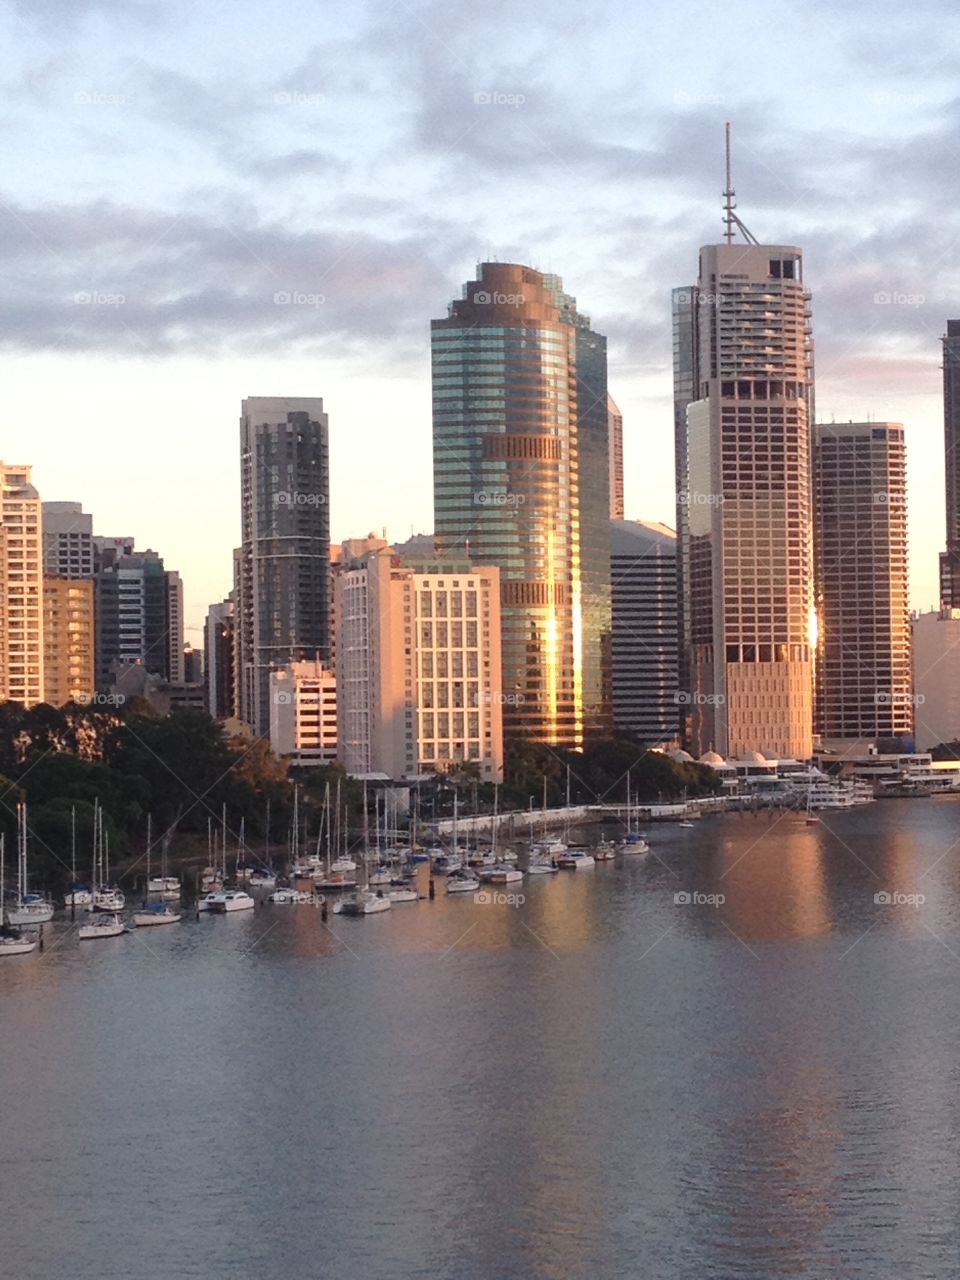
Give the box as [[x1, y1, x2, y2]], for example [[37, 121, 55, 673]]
[[676, 201, 815, 758]]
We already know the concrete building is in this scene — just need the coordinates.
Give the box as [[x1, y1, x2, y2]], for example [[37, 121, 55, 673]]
[[335, 545, 503, 780], [238, 397, 331, 736], [912, 609, 960, 750], [610, 520, 679, 745], [204, 596, 236, 720], [167, 571, 185, 684], [269, 659, 337, 767], [608, 396, 624, 520], [813, 421, 912, 748], [0, 464, 44, 707], [675, 238, 815, 759], [43, 576, 95, 706], [940, 320, 960, 607], [42, 501, 94, 579], [432, 263, 611, 749]]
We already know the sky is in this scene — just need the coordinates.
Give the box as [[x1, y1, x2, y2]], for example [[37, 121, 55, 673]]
[[4, 0, 960, 643]]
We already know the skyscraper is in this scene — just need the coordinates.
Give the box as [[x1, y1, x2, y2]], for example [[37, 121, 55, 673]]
[[607, 395, 624, 519], [0, 464, 44, 707], [43, 576, 95, 706], [675, 235, 815, 759], [813, 422, 912, 747], [939, 320, 960, 607], [204, 595, 236, 721], [238, 397, 331, 737], [94, 546, 175, 688], [610, 519, 679, 744], [432, 263, 611, 749]]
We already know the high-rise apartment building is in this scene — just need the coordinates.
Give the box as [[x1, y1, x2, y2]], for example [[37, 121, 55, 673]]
[[608, 396, 624, 520], [204, 595, 236, 720], [813, 422, 912, 747], [939, 320, 960, 607], [432, 263, 611, 748], [42, 501, 94, 579], [43, 576, 95, 706], [335, 545, 503, 780], [95, 546, 175, 688], [675, 240, 815, 759], [610, 520, 679, 745], [238, 397, 331, 737], [269, 659, 337, 767], [0, 464, 44, 707], [167, 571, 185, 684]]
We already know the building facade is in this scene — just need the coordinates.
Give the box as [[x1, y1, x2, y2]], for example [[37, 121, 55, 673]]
[[238, 397, 331, 736], [813, 422, 911, 747], [94, 546, 174, 688], [676, 243, 815, 759], [204, 596, 236, 720], [940, 320, 960, 607], [269, 659, 337, 767], [42, 501, 94, 579], [43, 576, 95, 706], [912, 609, 960, 750], [610, 520, 679, 745], [335, 545, 503, 780], [432, 263, 611, 749], [0, 464, 44, 707], [608, 395, 624, 520]]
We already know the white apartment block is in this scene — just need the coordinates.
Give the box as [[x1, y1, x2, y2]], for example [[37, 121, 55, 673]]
[[335, 546, 503, 781], [269, 660, 337, 767]]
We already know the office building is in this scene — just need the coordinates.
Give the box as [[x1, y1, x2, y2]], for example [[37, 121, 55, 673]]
[[432, 263, 611, 749], [269, 659, 337, 767], [95, 546, 176, 687], [204, 596, 236, 720], [238, 397, 331, 736], [335, 544, 503, 780], [167, 571, 185, 684], [675, 233, 815, 759], [940, 320, 960, 606], [610, 520, 679, 744], [813, 421, 911, 747], [608, 396, 624, 519], [0, 464, 44, 707]]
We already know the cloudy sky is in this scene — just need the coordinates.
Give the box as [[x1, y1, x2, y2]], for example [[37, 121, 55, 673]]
[[4, 0, 960, 640]]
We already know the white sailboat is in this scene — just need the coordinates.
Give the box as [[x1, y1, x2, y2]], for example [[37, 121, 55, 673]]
[[7, 803, 54, 925], [90, 811, 124, 912], [133, 816, 181, 927], [445, 795, 480, 893], [79, 911, 126, 940], [0, 834, 38, 955], [64, 805, 93, 909]]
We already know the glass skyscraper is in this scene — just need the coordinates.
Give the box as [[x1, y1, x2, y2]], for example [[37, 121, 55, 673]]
[[238, 397, 330, 737], [432, 263, 611, 748]]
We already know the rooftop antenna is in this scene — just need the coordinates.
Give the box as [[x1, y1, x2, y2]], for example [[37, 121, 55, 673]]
[[723, 122, 759, 247]]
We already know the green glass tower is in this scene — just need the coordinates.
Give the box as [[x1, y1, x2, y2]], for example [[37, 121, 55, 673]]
[[432, 263, 611, 748]]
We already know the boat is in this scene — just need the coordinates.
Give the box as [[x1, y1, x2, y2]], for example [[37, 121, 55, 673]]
[[79, 911, 126, 940], [526, 859, 558, 875], [556, 850, 595, 870], [147, 876, 180, 895], [133, 900, 181, 927], [445, 869, 481, 893], [334, 889, 392, 916], [133, 818, 180, 926], [267, 887, 315, 905], [677, 821, 696, 829], [530, 839, 566, 858], [248, 870, 277, 889], [593, 841, 617, 861], [197, 891, 226, 912], [330, 856, 357, 874], [7, 803, 54, 925], [63, 808, 93, 907], [384, 886, 419, 903], [481, 865, 524, 884], [620, 835, 649, 854], [209, 890, 255, 913], [431, 852, 464, 874], [0, 834, 38, 956], [92, 888, 125, 912]]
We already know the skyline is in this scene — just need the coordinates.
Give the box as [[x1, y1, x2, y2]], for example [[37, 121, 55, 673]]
[[5, 0, 960, 638]]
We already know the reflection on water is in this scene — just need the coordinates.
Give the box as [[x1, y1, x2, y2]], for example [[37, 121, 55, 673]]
[[3, 801, 960, 1279]]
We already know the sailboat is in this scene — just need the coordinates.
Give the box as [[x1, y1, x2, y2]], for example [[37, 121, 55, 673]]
[[0, 834, 38, 955], [90, 807, 124, 911], [445, 794, 480, 894], [64, 805, 93, 908], [147, 815, 180, 895], [7, 803, 54, 925], [133, 816, 181, 927]]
